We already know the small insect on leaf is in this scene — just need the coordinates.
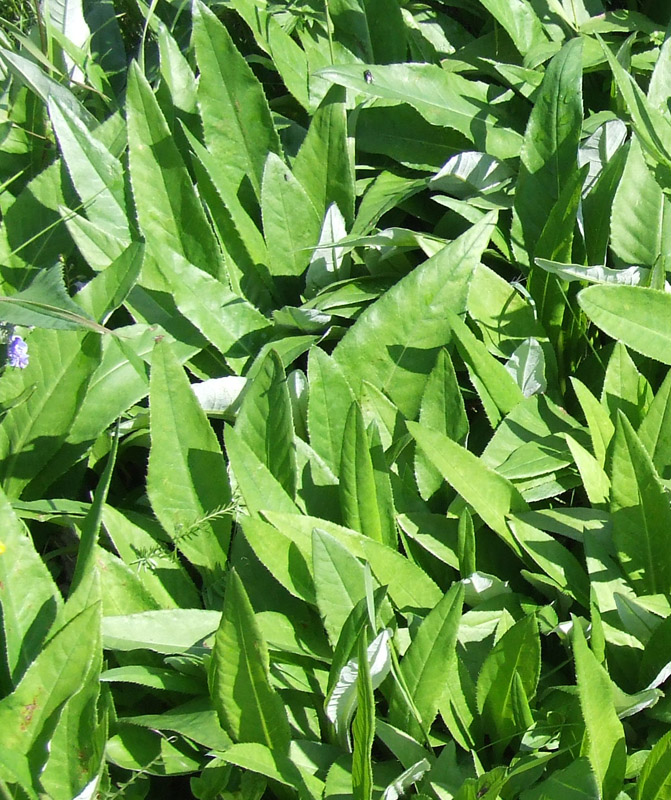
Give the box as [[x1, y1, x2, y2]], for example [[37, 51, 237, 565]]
[[476, 788, 489, 799], [364, 70, 373, 84]]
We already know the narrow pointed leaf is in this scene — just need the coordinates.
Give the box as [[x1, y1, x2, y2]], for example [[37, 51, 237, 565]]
[[573, 622, 626, 800], [210, 570, 290, 752], [334, 214, 496, 419], [147, 339, 231, 576]]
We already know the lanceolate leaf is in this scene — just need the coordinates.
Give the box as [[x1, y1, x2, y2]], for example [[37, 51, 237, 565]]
[[313, 528, 367, 647], [352, 633, 375, 800], [638, 730, 671, 800], [193, 0, 282, 201], [235, 349, 297, 498], [572, 621, 626, 800], [293, 85, 355, 227], [334, 213, 496, 419], [608, 413, 671, 595], [210, 569, 291, 753], [339, 403, 395, 547], [0, 330, 101, 498], [476, 614, 540, 752], [578, 285, 671, 365], [388, 583, 464, 742], [0, 484, 61, 689], [317, 64, 522, 160], [513, 38, 583, 262], [48, 97, 129, 242], [147, 339, 231, 577], [408, 422, 528, 556], [126, 62, 224, 281]]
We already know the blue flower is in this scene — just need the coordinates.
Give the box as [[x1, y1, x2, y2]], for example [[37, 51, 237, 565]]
[[7, 335, 29, 369]]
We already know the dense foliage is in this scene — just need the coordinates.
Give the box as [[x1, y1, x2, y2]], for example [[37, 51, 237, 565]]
[[3, 0, 671, 798]]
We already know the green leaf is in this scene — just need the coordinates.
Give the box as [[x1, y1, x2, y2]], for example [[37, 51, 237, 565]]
[[264, 512, 442, 611], [193, 0, 282, 201], [0, 265, 105, 332], [217, 742, 322, 800], [508, 518, 590, 606], [570, 377, 614, 467], [307, 347, 356, 474], [476, 614, 540, 752], [339, 403, 395, 547], [120, 697, 230, 751], [513, 38, 583, 262], [637, 730, 671, 800], [610, 138, 671, 268], [47, 97, 129, 241], [608, 412, 671, 595], [102, 609, 220, 654], [601, 342, 653, 429], [147, 339, 231, 577], [599, 36, 671, 192], [293, 85, 355, 227], [476, 0, 547, 57], [352, 632, 375, 800], [0, 484, 61, 689], [224, 425, 299, 518], [447, 308, 524, 425], [334, 213, 496, 419], [210, 569, 291, 752], [579, 285, 671, 365], [408, 422, 528, 556], [638, 368, 671, 479], [313, 528, 367, 647], [389, 584, 464, 742], [0, 330, 101, 498], [126, 61, 224, 280], [261, 153, 322, 278], [572, 621, 626, 800], [240, 516, 316, 604], [235, 349, 296, 498], [415, 348, 468, 501], [326, 628, 391, 748], [317, 64, 523, 160], [74, 243, 143, 325], [227, 0, 312, 111], [153, 249, 270, 373], [101, 665, 204, 695], [521, 757, 599, 800], [0, 601, 100, 761]]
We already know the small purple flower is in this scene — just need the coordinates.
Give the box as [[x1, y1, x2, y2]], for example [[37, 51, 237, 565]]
[[7, 335, 29, 369]]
